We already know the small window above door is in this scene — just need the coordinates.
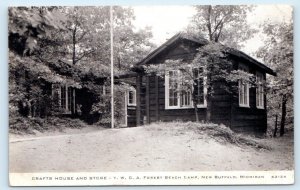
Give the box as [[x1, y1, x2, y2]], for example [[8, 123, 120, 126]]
[[128, 89, 136, 106]]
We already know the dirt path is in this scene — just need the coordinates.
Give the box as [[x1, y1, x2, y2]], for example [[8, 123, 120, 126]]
[[9, 126, 294, 172]]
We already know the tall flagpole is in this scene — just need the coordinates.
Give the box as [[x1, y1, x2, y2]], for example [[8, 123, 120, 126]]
[[110, 6, 114, 128]]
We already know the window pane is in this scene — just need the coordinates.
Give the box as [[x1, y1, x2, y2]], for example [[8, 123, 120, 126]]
[[169, 71, 178, 107], [68, 87, 72, 111], [180, 92, 184, 106], [256, 72, 264, 108], [173, 92, 178, 106], [187, 91, 191, 106], [238, 64, 249, 106], [52, 84, 60, 109], [170, 97, 174, 106], [61, 86, 66, 110], [244, 84, 247, 104], [181, 91, 189, 106], [129, 91, 133, 104]]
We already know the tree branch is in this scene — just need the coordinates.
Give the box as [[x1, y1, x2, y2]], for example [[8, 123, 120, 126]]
[[74, 49, 96, 64], [77, 30, 87, 42], [206, 5, 213, 41]]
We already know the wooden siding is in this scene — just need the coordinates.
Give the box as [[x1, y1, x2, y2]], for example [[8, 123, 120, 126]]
[[129, 39, 268, 135], [141, 39, 232, 124], [230, 59, 267, 135], [209, 80, 232, 127]]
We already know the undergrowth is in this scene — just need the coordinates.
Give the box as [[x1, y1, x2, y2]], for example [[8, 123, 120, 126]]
[[9, 116, 88, 134]]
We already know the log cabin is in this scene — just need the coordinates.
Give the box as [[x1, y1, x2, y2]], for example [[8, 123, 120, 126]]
[[120, 33, 276, 135]]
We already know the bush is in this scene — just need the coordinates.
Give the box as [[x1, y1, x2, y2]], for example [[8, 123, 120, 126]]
[[9, 115, 89, 134]]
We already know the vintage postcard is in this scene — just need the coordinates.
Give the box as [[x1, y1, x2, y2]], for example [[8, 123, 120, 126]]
[[8, 5, 294, 186]]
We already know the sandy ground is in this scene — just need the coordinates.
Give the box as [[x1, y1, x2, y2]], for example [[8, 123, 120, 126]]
[[9, 125, 294, 172]]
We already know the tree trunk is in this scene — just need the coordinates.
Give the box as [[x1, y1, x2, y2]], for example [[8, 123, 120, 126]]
[[207, 5, 213, 41], [273, 114, 278, 137], [280, 94, 287, 137], [192, 86, 199, 122], [205, 80, 211, 122], [206, 100, 211, 122], [72, 27, 77, 65], [215, 22, 223, 42], [193, 100, 199, 122]]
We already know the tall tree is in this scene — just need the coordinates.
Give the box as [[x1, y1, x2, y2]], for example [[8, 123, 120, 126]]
[[112, 7, 155, 74], [256, 21, 293, 136], [9, 6, 154, 125], [35, 6, 154, 76], [187, 5, 257, 49]]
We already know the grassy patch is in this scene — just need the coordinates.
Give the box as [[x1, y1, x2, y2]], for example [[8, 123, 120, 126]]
[[145, 121, 271, 150], [9, 116, 90, 134]]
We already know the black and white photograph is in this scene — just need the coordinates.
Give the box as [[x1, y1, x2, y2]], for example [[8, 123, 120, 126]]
[[8, 5, 294, 185]]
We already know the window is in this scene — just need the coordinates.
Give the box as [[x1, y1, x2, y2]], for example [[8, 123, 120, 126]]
[[238, 64, 250, 107], [52, 84, 61, 109], [128, 89, 136, 106], [256, 72, 264, 109], [68, 87, 72, 111], [165, 68, 206, 109], [193, 68, 206, 106], [52, 84, 74, 113], [61, 86, 66, 109]]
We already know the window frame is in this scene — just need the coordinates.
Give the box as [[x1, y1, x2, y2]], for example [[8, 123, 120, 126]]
[[256, 71, 265, 109], [165, 70, 180, 109], [52, 84, 74, 113], [165, 68, 207, 110], [193, 67, 207, 108], [238, 64, 250, 108]]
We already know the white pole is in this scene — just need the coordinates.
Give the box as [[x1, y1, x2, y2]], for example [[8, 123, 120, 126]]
[[110, 6, 114, 128]]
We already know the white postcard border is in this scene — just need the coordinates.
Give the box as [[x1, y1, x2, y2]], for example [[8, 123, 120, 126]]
[[10, 170, 294, 186]]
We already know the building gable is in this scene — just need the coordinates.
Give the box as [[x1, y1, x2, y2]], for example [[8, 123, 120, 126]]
[[136, 33, 275, 76], [148, 39, 202, 65]]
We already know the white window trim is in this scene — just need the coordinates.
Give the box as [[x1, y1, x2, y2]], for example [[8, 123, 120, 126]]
[[256, 71, 265, 109], [165, 70, 180, 109], [124, 91, 128, 126], [127, 88, 136, 106], [165, 69, 207, 110], [238, 64, 250, 108], [238, 81, 250, 108]]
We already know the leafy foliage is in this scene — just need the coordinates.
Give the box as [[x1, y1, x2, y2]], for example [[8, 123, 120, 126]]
[[256, 21, 293, 136], [9, 7, 67, 55], [187, 5, 257, 49], [9, 6, 155, 130]]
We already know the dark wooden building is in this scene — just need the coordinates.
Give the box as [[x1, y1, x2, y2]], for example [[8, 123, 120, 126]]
[[121, 33, 276, 134], [13, 58, 110, 124]]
